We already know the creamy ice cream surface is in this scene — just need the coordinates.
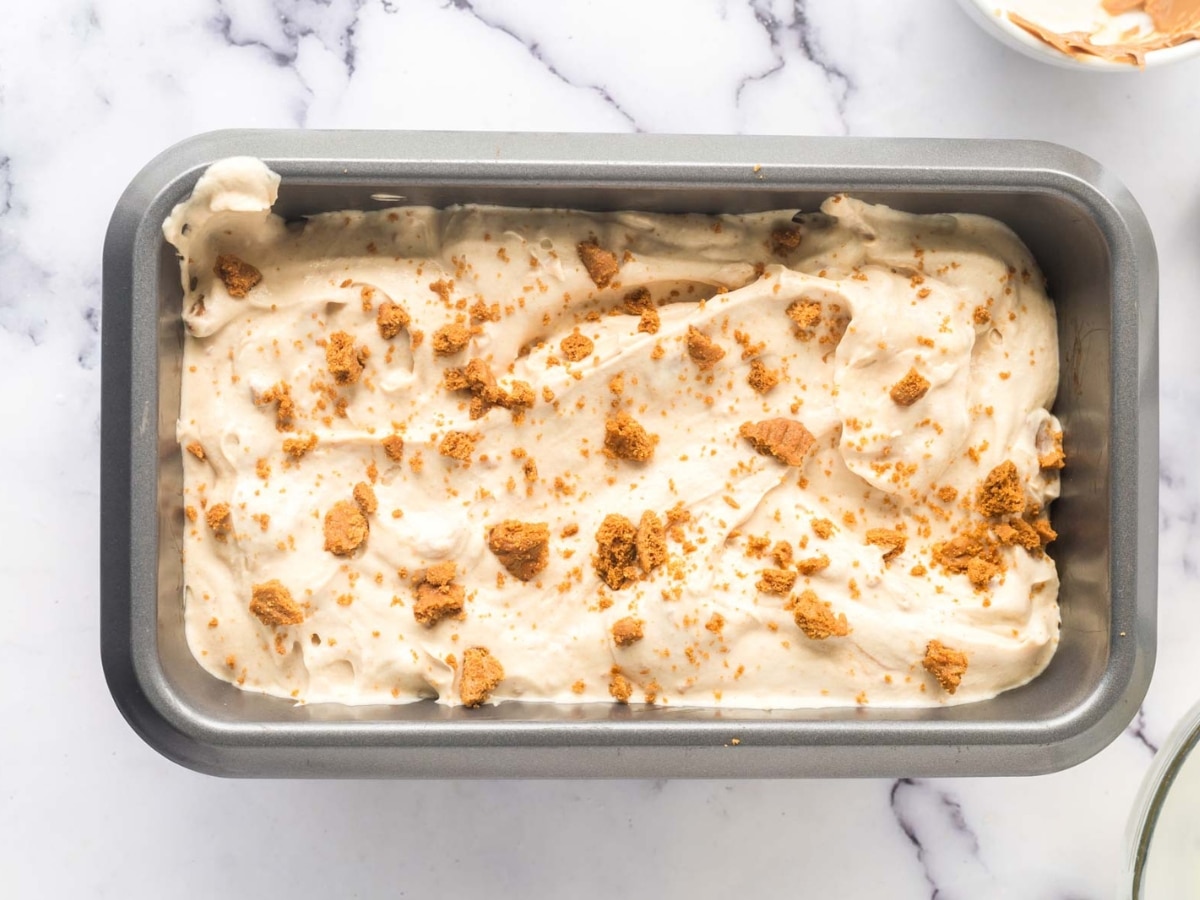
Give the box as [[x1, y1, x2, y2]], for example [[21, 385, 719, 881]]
[[166, 157, 1064, 709]]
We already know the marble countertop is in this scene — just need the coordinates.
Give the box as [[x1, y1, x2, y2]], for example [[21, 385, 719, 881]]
[[3, 0, 1197, 896]]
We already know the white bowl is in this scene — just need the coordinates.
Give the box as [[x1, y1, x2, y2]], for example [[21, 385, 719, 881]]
[[956, 0, 1200, 70]]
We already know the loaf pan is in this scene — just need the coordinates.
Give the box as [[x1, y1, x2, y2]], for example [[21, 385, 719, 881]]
[[101, 130, 1158, 777]]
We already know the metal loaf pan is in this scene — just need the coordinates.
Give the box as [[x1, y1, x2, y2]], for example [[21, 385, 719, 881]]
[[101, 131, 1158, 778]]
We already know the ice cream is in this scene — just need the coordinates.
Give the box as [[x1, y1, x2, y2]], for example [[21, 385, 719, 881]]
[[1003, 0, 1200, 66], [166, 158, 1064, 709]]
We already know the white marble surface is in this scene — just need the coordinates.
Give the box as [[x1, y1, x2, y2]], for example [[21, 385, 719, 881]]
[[2, 0, 1198, 896]]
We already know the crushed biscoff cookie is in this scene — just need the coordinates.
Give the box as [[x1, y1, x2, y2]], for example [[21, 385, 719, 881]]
[[413, 563, 466, 626], [173, 160, 1063, 710], [323, 500, 368, 556], [376, 300, 410, 339], [603, 411, 657, 462], [889, 368, 930, 406], [922, 640, 968, 694], [487, 520, 550, 582], [612, 617, 645, 646], [577, 240, 619, 287], [739, 418, 816, 467], [325, 330, 365, 384], [250, 580, 304, 626], [789, 590, 850, 640], [459, 647, 504, 706], [213, 254, 262, 298], [686, 326, 726, 370]]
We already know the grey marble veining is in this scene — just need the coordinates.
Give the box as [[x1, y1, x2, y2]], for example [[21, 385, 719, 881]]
[[2, 0, 1198, 897]]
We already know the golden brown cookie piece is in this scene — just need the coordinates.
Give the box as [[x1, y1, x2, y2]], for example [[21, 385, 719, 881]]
[[560, 330, 594, 362], [460, 647, 504, 707], [747, 360, 780, 394], [789, 590, 850, 640], [865, 528, 906, 563], [205, 502, 232, 541], [353, 481, 377, 515], [382, 434, 405, 462], [487, 520, 550, 582], [686, 326, 725, 371], [635, 510, 667, 574], [185, 441, 206, 461], [594, 514, 640, 590], [414, 580, 465, 627], [976, 460, 1025, 517], [786, 299, 821, 330], [795, 554, 831, 576], [811, 518, 834, 539], [1039, 429, 1066, 471], [922, 640, 968, 694], [889, 368, 930, 406], [609, 670, 633, 703], [213, 254, 262, 298], [756, 568, 797, 594], [577, 240, 619, 287], [323, 500, 368, 556], [612, 617, 644, 647], [438, 430, 479, 464], [432, 323, 471, 356], [326, 331, 366, 385], [376, 300, 411, 339], [257, 382, 296, 431], [739, 418, 816, 467], [603, 411, 657, 462], [283, 432, 318, 460], [932, 524, 1003, 589], [250, 580, 304, 627]]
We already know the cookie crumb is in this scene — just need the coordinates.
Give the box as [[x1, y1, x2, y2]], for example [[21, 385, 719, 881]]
[[377, 300, 411, 339], [604, 411, 657, 462], [890, 368, 930, 406], [635, 510, 667, 574], [432, 323, 471, 356], [811, 518, 834, 539], [283, 432, 318, 460], [756, 568, 797, 594], [353, 481, 377, 515], [937, 486, 958, 504], [413, 563, 465, 626], [686, 326, 726, 370], [976, 460, 1025, 517], [594, 514, 640, 590], [1039, 429, 1066, 471], [257, 382, 296, 431], [326, 331, 365, 384], [865, 528, 906, 562], [323, 500, 368, 556], [612, 617, 644, 646], [786, 299, 821, 330], [560, 330, 594, 362], [185, 441, 206, 461], [438, 430, 479, 464], [382, 434, 405, 462], [487, 520, 550, 582], [609, 671, 633, 703], [795, 554, 830, 576], [577, 240, 619, 287], [460, 647, 504, 707], [922, 640, 968, 694], [739, 418, 816, 466], [205, 502, 232, 540], [250, 580, 304, 626], [747, 360, 780, 394], [213, 254, 261, 298], [789, 590, 850, 640]]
